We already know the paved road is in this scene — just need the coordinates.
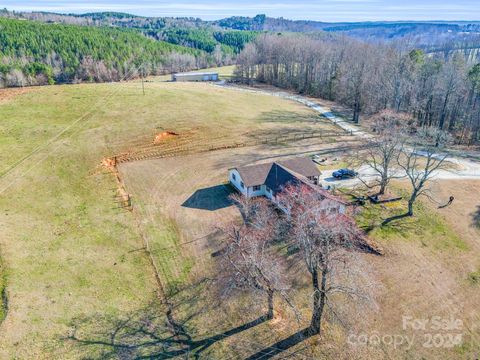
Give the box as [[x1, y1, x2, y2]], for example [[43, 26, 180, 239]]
[[219, 83, 480, 186], [318, 161, 480, 189]]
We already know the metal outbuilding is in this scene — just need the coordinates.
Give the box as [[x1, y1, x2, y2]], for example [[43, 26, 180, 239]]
[[171, 72, 219, 82]]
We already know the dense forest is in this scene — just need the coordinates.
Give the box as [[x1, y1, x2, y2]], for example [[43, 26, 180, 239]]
[[235, 34, 480, 144], [0, 11, 260, 87], [5, 9, 480, 54], [0, 18, 220, 87], [0, 10, 259, 57], [151, 28, 257, 54], [2, 9, 480, 89]]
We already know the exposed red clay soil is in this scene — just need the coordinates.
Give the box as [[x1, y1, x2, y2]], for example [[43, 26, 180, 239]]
[[0, 87, 33, 103], [101, 157, 132, 210], [154, 131, 179, 144]]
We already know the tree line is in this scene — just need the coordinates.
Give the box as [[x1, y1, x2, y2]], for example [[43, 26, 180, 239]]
[[0, 18, 222, 87], [235, 34, 480, 144], [150, 28, 258, 55], [0, 10, 258, 62]]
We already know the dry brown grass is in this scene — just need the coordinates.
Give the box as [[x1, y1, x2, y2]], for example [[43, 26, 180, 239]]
[[115, 142, 480, 359], [356, 179, 480, 359], [0, 73, 354, 358], [116, 141, 480, 358], [0, 87, 35, 103]]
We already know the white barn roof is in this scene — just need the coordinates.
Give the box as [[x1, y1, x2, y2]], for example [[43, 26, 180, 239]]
[[173, 72, 218, 77]]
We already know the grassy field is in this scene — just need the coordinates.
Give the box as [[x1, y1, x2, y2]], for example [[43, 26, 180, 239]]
[[0, 67, 479, 358], [0, 66, 350, 358]]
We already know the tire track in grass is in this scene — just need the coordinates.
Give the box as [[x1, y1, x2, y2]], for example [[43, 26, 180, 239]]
[[0, 254, 7, 326]]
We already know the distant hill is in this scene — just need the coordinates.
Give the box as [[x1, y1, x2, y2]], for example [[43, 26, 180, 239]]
[[3, 9, 480, 50], [212, 15, 480, 59], [1, 9, 480, 88], [0, 17, 213, 87], [0, 9, 259, 55], [214, 15, 480, 47], [3, 9, 480, 51]]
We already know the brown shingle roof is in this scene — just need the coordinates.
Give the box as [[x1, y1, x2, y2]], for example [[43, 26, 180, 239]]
[[234, 162, 273, 187], [233, 157, 320, 188], [277, 158, 321, 178]]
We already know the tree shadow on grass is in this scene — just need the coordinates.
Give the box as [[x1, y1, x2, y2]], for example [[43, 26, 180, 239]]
[[473, 205, 480, 229], [369, 216, 417, 235], [212, 141, 367, 172], [245, 328, 314, 360], [257, 110, 331, 125], [64, 274, 272, 360], [65, 304, 269, 359], [182, 184, 234, 211]]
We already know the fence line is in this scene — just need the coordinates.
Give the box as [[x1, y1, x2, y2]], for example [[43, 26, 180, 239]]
[[112, 130, 352, 164]]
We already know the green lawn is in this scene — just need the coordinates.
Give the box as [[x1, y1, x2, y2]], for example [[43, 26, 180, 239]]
[[355, 188, 468, 251], [0, 82, 160, 358]]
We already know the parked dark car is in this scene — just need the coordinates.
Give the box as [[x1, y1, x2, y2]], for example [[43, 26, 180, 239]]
[[332, 168, 357, 179]]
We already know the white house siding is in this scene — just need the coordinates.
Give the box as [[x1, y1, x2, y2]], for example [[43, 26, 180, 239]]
[[246, 185, 267, 198], [229, 169, 247, 196], [229, 170, 274, 199], [264, 186, 274, 200]]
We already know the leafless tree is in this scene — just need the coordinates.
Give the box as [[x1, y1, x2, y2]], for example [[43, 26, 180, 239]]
[[219, 196, 293, 320], [383, 127, 451, 224], [229, 193, 256, 224], [235, 33, 479, 145], [5, 68, 27, 87], [361, 110, 409, 195], [279, 185, 372, 336], [234, 42, 258, 85]]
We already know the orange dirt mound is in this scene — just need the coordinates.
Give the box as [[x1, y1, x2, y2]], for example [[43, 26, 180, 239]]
[[101, 157, 118, 170], [154, 131, 178, 144]]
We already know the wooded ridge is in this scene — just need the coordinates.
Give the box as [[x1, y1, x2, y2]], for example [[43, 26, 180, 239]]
[[235, 34, 480, 144]]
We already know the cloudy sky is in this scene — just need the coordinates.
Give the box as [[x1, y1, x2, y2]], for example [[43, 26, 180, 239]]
[[3, 0, 480, 22]]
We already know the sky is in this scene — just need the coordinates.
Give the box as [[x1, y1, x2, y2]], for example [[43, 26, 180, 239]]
[[2, 0, 480, 22]]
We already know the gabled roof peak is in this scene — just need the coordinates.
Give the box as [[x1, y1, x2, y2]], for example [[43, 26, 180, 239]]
[[232, 157, 320, 188]]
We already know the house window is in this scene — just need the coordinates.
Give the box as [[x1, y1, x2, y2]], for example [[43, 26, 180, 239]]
[[253, 185, 261, 191], [232, 173, 236, 181], [240, 181, 244, 189]]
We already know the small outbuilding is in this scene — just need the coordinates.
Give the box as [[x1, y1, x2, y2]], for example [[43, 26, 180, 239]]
[[172, 72, 219, 82]]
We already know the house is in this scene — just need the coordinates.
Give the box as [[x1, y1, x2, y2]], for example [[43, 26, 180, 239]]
[[229, 157, 321, 199], [229, 157, 347, 213], [171, 72, 219, 82], [229, 156, 322, 199]]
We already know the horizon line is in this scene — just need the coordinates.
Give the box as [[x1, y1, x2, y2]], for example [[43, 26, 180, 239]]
[[2, 8, 480, 24]]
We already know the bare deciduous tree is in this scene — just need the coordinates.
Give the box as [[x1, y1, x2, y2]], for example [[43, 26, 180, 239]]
[[383, 127, 451, 224], [361, 110, 409, 195], [236, 33, 480, 145], [279, 185, 371, 336], [219, 196, 292, 320]]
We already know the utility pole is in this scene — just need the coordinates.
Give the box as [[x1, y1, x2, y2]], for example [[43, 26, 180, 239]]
[[141, 66, 145, 96]]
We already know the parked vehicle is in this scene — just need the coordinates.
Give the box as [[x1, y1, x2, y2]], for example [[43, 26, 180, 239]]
[[332, 168, 357, 179]]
